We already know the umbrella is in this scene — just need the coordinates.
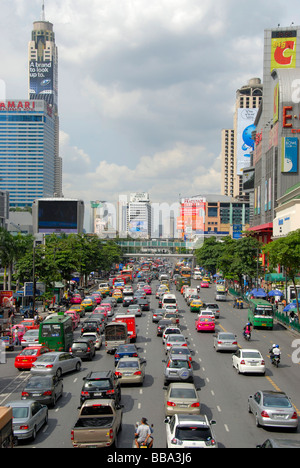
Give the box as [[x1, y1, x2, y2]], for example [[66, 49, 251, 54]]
[[268, 289, 284, 297], [250, 288, 267, 298], [283, 303, 298, 312]]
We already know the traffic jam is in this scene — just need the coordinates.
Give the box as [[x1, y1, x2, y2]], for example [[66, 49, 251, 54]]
[[0, 259, 300, 449]]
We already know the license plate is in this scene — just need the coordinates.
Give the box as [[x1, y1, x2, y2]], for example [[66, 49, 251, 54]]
[[32, 393, 42, 397], [273, 414, 287, 419], [94, 392, 103, 396], [250, 362, 258, 366]]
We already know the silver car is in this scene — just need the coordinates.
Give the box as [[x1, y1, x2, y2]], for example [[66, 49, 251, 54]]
[[213, 332, 238, 352], [21, 329, 40, 348], [31, 352, 82, 377], [114, 357, 146, 385], [7, 399, 48, 441], [248, 390, 299, 429], [163, 355, 193, 385], [164, 334, 188, 354]]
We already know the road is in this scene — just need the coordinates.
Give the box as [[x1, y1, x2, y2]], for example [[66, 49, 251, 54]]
[[1, 278, 300, 448]]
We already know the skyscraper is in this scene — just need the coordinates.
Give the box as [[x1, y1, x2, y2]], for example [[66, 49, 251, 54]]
[[28, 2, 62, 197]]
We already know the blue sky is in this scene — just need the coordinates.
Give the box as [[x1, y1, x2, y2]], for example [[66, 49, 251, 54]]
[[2, 0, 300, 214]]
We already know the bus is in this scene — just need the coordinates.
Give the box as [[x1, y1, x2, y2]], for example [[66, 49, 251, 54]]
[[180, 267, 191, 279], [247, 299, 274, 329], [39, 315, 73, 351]]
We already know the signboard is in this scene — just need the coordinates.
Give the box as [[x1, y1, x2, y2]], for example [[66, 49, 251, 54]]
[[236, 108, 258, 174], [281, 137, 298, 173], [0, 291, 13, 307], [271, 30, 297, 71], [29, 61, 54, 105]]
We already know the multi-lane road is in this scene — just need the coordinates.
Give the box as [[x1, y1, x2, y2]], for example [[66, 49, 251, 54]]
[[1, 279, 300, 449]]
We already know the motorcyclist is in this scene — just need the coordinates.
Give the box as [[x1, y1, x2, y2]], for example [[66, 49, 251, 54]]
[[269, 344, 281, 362], [135, 418, 153, 448], [243, 322, 252, 338]]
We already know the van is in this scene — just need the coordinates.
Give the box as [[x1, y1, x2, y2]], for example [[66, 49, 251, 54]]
[[162, 294, 177, 309]]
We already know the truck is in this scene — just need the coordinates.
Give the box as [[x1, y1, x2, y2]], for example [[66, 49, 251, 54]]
[[104, 322, 129, 353], [71, 399, 123, 448], [114, 314, 137, 343], [176, 276, 191, 291], [0, 406, 14, 448]]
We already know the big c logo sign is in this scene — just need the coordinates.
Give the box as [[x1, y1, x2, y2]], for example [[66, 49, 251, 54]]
[[271, 31, 297, 71]]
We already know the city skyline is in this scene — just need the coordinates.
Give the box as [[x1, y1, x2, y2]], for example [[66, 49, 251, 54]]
[[2, 1, 300, 214]]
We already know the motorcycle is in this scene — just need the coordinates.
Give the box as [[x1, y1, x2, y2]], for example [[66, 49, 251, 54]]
[[270, 354, 280, 368], [135, 422, 154, 448], [243, 329, 251, 341]]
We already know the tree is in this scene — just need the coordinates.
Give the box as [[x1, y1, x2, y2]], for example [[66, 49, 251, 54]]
[[264, 230, 300, 320]]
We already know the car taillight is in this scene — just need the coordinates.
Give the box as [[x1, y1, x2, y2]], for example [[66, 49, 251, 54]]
[[261, 360, 265, 365], [20, 425, 29, 430], [21, 392, 29, 397], [46, 365, 53, 368], [115, 372, 122, 377], [261, 411, 270, 418], [115, 354, 120, 359], [240, 360, 245, 365], [232, 341, 237, 345], [106, 389, 115, 394], [81, 391, 89, 396], [167, 401, 176, 407], [291, 412, 298, 420], [191, 402, 200, 407], [71, 430, 74, 441], [43, 391, 52, 396], [182, 343, 187, 347], [134, 371, 142, 375]]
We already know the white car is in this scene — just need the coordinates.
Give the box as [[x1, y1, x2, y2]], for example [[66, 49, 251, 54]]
[[198, 310, 215, 320], [164, 334, 188, 354], [232, 349, 265, 375], [81, 332, 102, 350], [21, 329, 39, 348], [165, 414, 217, 448]]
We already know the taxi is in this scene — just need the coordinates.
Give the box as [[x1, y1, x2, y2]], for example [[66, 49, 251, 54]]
[[20, 319, 40, 331], [200, 281, 210, 288], [70, 293, 82, 304], [91, 292, 102, 304], [143, 285, 152, 295], [65, 310, 80, 329], [190, 299, 204, 313], [97, 285, 110, 297], [195, 317, 215, 332], [14, 345, 50, 370], [69, 304, 86, 318], [81, 297, 96, 312], [112, 289, 123, 303]]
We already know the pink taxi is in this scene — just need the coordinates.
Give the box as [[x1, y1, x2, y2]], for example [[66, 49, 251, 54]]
[[195, 317, 215, 332]]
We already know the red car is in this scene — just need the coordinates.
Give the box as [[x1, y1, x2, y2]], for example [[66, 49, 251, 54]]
[[200, 282, 210, 288], [14, 346, 50, 370], [195, 317, 215, 332]]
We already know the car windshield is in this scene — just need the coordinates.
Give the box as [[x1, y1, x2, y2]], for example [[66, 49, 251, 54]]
[[241, 351, 261, 359], [118, 360, 139, 368], [72, 343, 88, 350], [219, 333, 235, 340], [168, 336, 185, 342], [36, 355, 56, 363], [171, 348, 189, 355], [84, 379, 112, 390], [170, 388, 197, 399], [24, 330, 39, 336], [169, 360, 189, 369], [20, 348, 39, 356], [175, 426, 212, 441], [11, 407, 29, 419], [263, 395, 292, 408]]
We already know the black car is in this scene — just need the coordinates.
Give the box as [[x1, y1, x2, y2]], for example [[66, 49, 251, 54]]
[[70, 338, 96, 361], [123, 296, 135, 307], [157, 319, 174, 336], [137, 299, 150, 311], [81, 319, 102, 335], [22, 375, 63, 407], [80, 371, 121, 406]]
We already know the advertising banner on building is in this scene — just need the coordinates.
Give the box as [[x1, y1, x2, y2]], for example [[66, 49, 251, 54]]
[[237, 108, 258, 175], [271, 31, 297, 71], [281, 137, 298, 173], [177, 198, 206, 235], [29, 61, 54, 105]]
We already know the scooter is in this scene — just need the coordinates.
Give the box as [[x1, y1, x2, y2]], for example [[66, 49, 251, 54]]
[[243, 329, 251, 341], [135, 422, 154, 448], [270, 354, 280, 368]]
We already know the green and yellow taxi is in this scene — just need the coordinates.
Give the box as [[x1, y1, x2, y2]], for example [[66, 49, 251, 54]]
[[81, 296, 97, 312], [190, 299, 204, 313], [112, 289, 123, 303], [69, 303, 86, 318]]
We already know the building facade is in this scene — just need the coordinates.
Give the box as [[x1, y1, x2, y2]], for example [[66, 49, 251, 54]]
[[0, 99, 55, 207], [128, 192, 152, 239]]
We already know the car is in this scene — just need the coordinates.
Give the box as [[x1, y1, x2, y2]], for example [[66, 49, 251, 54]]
[[163, 382, 201, 416], [81, 332, 102, 350], [187, 294, 201, 306], [204, 303, 220, 319], [163, 355, 193, 385], [69, 338, 96, 361], [31, 352, 82, 377], [198, 309, 215, 320], [232, 349, 265, 375], [195, 317, 215, 332], [7, 400, 48, 441], [248, 390, 298, 429], [91, 292, 103, 304], [64, 311, 80, 330], [21, 375, 63, 407], [14, 346, 50, 371], [114, 357, 146, 385], [190, 299, 203, 313], [80, 371, 121, 406], [168, 346, 193, 363], [256, 438, 300, 448], [213, 332, 238, 352], [70, 293, 82, 304], [157, 319, 174, 336], [21, 329, 40, 348], [165, 414, 217, 448], [164, 334, 188, 354], [152, 309, 164, 323], [81, 297, 96, 312], [137, 299, 150, 311], [127, 304, 142, 317], [123, 296, 135, 307], [69, 304, 86, 318], [162, 311, 180, 324], [200, 282, 210, 288], [81, 318, 103, 335], [143, 285, 152, 295], [162, 326, 182, 345], [114, 344, 139, 365], [20, 319, 39, 332]]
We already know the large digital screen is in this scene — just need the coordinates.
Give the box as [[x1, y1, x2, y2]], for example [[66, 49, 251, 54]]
[[38, 200, 78, 233]]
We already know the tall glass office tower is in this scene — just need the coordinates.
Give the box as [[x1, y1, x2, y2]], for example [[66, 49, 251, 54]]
[[0, 99, 55, 207]]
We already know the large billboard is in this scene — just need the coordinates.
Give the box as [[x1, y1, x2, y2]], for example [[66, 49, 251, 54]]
[[36, 199, 83, 234], [236, 108, 258, 175], [177, 198, 206, 234], [29, 61, 55, 105], [271, 30, 297, 71]]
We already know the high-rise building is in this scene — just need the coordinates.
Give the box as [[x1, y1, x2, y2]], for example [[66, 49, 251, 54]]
[[0, 99, 56, 207], [128, 193, 152, 238], [28, 4, 62, 197], [221, 129, 235, 197]]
